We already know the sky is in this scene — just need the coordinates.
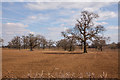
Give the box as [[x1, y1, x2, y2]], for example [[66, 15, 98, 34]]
[[1, 2, 118, 45]]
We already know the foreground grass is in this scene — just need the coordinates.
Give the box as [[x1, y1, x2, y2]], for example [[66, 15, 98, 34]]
[[2, 48, 118, 78]]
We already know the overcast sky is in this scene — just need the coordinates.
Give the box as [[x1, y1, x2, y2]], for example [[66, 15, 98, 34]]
[[2, 2, 118, 45]]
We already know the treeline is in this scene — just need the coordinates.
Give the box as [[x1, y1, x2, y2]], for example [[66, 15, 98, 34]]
[[7, 34, 54, 51], [1, 35, 120, 52], [2, 33, 120, 51], [6, 34, 81, 51], [107, 42, 120, 49]]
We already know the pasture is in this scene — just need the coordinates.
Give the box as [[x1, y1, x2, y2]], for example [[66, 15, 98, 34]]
[[2, 48, 118, 78]]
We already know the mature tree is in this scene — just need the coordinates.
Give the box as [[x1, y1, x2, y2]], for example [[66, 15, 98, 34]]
[[74, 39, 83, 50], [22, 36, 29, 49], [17, 36, 21, 50], [117, 42, 120, 49], [0, 38, 4, 48], [8, 36, 21, 50], [35, 35, 42, 49], [91, 40, 98, 49], [47, 40, 54, 49], [35, 34, 47, 49], [62, 11, 105, 53], [91, 37, 110, 51], [61, 33, 76, 51], [40, 36, 47, 49], [28, 34, 42, 51], [56, 39, 68, 51], [8, 42, 12, 48], [57, 38, 76, 51], [67, 38, 76, 51]]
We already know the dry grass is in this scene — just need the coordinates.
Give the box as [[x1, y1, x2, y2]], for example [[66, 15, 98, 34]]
[[2, 48, 118, 78]]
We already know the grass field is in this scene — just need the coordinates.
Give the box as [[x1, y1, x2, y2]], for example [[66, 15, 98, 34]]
[[2, 48, 118, 78]]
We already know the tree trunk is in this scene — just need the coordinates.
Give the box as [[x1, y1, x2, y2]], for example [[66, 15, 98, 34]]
[[81, 44, 82, 50], [84, 41, 87, 53], [49, 46, 50, 49], [24, 44, 25, 49], [64, 46, 67, 51], [69, 45, 72, 51], [100, 46, 103, 51], [30, 46, 33, 51], [19, 46, 20, 50], [43, 44, 45, 49], [64, 48, 66, 51]]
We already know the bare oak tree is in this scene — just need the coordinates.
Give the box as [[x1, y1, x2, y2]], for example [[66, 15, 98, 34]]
[[8, 36, 21, 50], [62, 11, 105, 53], [36, 34, 47, 49], [28, 34, 42, 51]]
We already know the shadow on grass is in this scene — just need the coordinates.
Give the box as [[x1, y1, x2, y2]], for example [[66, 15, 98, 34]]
[[43, 52, 84, 54]]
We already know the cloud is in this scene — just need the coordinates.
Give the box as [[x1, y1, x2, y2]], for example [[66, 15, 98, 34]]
[[25, 2, 117, 23], [23, 2, 117, 28], [25, 2, 111, 11], [2, 23, 31, 45], [98, 11, 117, 20], [22, 13, 50, 24], [4, 23, 28, 28], [46, 25, 68, 40], [28, 16, 37, 20], [2, 22, 69, 44], [2, 23, 30, 35], [29, 31, 35, 34], [94, 22, 108, 26], [82, 3, 110, 12], [25, 2, 59, 10], [105, 25, 118, 43], [106, 26, 118, 30], [106, 33, 118, 43], [2, 0, 119, 2]]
